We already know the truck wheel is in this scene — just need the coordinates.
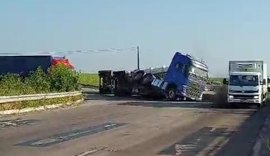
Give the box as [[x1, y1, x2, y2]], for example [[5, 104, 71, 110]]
[[167, 87, 176, 100]]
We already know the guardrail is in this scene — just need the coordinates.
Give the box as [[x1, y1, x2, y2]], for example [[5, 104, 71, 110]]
[[0, 91, 82, 104]]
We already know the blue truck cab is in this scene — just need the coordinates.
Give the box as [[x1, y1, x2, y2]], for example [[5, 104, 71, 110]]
[[151, 52, 208, 100]]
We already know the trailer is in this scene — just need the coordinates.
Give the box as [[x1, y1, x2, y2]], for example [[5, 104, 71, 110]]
[[0, 55, 74, 76], [99, 52, 209, 101]]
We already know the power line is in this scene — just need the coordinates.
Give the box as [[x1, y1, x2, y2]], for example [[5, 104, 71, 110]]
[[0, 47, 137, 55], [0, 46, 141, 70]]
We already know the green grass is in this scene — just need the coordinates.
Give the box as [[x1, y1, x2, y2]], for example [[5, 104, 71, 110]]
[[78, 73, 99, 88], [208, 77, 224, 85], [0, 95, 83, 111]]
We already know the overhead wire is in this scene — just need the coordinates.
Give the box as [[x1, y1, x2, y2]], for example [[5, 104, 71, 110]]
[[0, 47, 137, 55]]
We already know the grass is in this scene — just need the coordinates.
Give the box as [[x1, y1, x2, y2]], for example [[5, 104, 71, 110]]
[[78, 73, 99, 88], [208, 77, 224, 85], [0, 95, 83, 111]]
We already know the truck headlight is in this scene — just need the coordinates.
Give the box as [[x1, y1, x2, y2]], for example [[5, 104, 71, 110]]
[[254, 96, 259, 99], [228, 95, 234, 99]]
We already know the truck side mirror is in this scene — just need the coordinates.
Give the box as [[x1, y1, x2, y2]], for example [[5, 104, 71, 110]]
[[223, 78, 228, 85]]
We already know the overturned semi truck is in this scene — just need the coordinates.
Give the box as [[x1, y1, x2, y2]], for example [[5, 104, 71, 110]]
[[99, 52, 208, 101]]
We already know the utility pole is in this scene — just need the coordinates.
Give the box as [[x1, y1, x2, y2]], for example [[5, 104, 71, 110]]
[[137, 46, 140, 70]]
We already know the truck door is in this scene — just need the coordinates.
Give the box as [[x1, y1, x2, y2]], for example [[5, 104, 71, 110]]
[[164, 54, 190, 87]]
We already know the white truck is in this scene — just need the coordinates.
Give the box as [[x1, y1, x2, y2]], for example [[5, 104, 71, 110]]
[[227, 61, 267, 107]]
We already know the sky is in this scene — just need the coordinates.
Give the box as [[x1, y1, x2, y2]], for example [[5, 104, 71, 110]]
[[1, 0, 270, 76]]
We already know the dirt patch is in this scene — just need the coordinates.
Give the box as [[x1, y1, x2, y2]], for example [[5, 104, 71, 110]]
[[214, 86, 229, 108], [202, 92, 216, 102]]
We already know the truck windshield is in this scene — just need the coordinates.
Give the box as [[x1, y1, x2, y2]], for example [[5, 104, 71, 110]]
[[189, 66, 208, 80], [229, 75, 258, 86]]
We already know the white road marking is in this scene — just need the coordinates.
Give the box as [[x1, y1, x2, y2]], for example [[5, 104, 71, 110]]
[[75, 149, 99, 156], [175, 144, 196, 155], [210, 127, 216, 132], [31, 138, 58, 146], [75, 147, 107, 156], [104, 123, 116, 128]]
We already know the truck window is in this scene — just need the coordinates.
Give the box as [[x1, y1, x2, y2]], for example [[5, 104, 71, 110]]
[[189, 66, 208, 80], [230, 75, 258, 86], [176, 63, 189, 77], [175, 63, 183, 71]]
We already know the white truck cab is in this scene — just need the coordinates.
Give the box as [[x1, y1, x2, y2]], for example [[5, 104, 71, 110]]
[[227, 61, 267, 107]]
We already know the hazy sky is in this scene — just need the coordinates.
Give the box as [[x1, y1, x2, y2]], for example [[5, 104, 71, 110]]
[[1, 0, 270, 76]]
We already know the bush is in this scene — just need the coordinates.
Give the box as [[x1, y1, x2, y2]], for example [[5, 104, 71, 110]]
[[25, 67, 50, 93], [0, 74, 35, 96], [48, 64, 79, 92], [0, 65, 80, 96]]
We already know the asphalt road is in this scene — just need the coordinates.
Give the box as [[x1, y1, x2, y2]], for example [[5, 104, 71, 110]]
[[0, 94, 269, 156]]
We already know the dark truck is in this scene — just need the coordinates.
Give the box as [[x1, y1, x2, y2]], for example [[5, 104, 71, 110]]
[[99, 52, 208, 100], [0, 55, 73, 76]]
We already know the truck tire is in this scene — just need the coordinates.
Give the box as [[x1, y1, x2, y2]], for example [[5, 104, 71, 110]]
[[167, 87, 177, 100]]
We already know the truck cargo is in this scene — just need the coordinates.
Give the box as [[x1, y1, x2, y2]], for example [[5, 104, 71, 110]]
[[0, 55, 74, 76], [226, 60, 268, 107], [99, 52, 209, 101]]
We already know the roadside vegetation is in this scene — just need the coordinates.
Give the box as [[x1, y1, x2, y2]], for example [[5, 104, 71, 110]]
[[208, 77, 224, 85], [78, 73, 99, 88], [0, 65, 82, 111], [0, 64, 80, 96], [0, 95, 83, 111]]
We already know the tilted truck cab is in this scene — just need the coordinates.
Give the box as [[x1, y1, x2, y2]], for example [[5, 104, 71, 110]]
[[151, 52, 208, 100], [227, 61, 267, 107]]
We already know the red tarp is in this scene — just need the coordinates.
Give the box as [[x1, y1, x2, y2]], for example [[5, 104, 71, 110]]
[[52, 58, 74, 69]]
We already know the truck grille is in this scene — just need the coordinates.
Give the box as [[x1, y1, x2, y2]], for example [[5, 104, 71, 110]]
[[231, 90, 258, 93], [186, 76, 206, 99], [232, 95, 255, 99]]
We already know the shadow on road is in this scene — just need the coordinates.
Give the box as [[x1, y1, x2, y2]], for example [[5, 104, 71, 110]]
[[215, 106, 270, 156], [159, 127, 232, 156], [118, 101, 213, 108], [84, 93, 143, 101], [83, 88, 259, 111], [118, 100, 257, 109], [84, 91, 258, 112]]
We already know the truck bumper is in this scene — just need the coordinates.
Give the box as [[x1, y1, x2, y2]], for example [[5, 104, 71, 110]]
[[228, 98, 261, 104]]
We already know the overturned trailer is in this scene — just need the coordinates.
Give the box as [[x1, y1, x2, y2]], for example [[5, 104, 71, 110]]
[[99, 52, 208, 101], [99, 67, 167, 97]]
